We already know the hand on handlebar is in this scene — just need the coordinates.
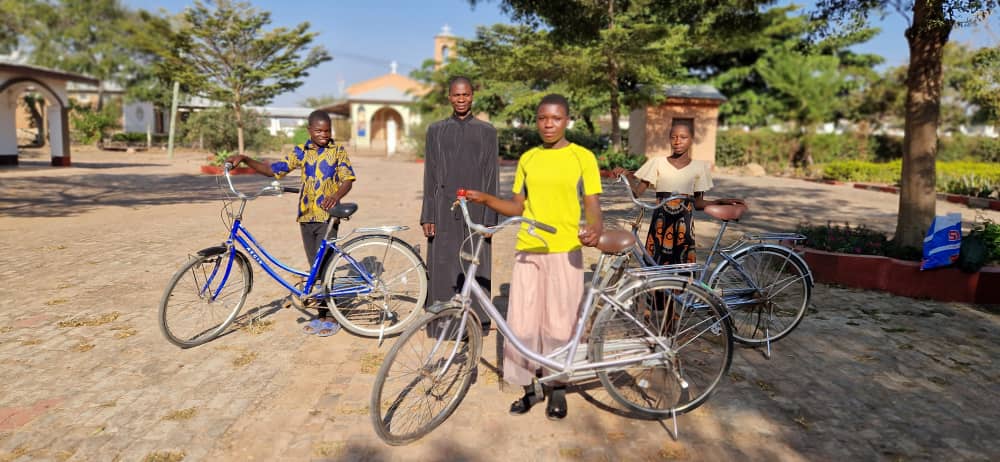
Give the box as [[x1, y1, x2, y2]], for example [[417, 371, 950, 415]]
[[225, 154, 246, 167], [463, 189, 492, 204], [611, 167, 632, 178]]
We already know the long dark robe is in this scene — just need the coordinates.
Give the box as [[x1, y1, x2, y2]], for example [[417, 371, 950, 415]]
[[420, 115, 498, 320]]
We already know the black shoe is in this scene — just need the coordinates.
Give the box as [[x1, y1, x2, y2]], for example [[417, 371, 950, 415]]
[[509, 388, 542, 415], [546, 387, 567, 420]]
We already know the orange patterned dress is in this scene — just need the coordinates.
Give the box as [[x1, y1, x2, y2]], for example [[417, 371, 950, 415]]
[[645, 193, 696, 265]]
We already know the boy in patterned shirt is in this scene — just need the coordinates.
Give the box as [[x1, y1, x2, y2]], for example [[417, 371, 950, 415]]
[[227, 110, 356, 336]]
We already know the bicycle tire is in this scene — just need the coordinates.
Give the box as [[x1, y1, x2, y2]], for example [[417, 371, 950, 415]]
[[590, 277, 732, 417], [321, 234, 428, 337], [708, 245, 811, 346], [159, 250, 251, 348], [370, 305, 482, 445]]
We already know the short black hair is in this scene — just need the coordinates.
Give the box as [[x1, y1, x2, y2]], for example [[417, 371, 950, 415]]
[[448, 76, 473, 94], [308, 110, 331, 126], [670, 119, 694, 134], [537, 93, 570, 116]]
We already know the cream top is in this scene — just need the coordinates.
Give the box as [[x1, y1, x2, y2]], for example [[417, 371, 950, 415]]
[[633, 157, 713, 194]]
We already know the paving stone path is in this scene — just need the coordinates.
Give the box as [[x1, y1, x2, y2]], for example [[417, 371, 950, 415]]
[[0, 148, 997, 461]]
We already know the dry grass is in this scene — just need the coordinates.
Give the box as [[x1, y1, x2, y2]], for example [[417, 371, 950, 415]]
[[20, 338, 42, 346], [359, 352, 384, 374], [110, 325, 137, 339], [658, 445, 689, 459], [58, 312, 121, 328], [241, 319, 274, 335], [337, 404, 369, 416], [558, 447, 583, 458], [0, 326, 12, 334], [55, 450, 76, 462], [163, 408, 198, 421], [794, 415, 812, 430], [232, 352, 258, 367], [73, 343, 95, 352], [45, 298, 69, 306], [313, 441, 345, 458], [142, 451, 186, 462], [0, 446, 29, 462]]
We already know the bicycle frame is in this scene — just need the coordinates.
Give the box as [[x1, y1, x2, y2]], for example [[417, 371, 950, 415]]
[[206, 198, 377, 301], [435, 200, 724, 385]]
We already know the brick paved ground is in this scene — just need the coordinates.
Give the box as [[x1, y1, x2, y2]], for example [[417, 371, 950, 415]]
[[0, 148, 998, 461]]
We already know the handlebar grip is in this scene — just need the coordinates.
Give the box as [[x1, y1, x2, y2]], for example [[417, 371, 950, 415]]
[[535, 222, 557, 234], [282, 186, 300, 194], [224, 162, 233, 170]]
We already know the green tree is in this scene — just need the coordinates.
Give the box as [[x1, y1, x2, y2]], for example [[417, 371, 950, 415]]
[[470, 0, 690, 150], [299, 95, 339, 108], [156, 0, 330, 154], [948, 44, 1000, 127], [814, 0, 999, 249]]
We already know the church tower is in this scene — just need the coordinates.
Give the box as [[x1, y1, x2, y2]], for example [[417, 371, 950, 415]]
[[434, 25, 457, 69]]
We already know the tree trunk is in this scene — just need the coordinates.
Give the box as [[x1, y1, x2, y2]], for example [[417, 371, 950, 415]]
[[234, 103, 245, 155], [894, 0, 951, 249], [606, 0, 622, 152]]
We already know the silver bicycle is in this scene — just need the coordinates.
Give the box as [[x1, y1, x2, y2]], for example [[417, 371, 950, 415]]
[[369, 191, 733, 445], [602, 175, 814, 354]]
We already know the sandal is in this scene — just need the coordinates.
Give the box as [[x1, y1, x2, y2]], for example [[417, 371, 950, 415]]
[[316, 320, 341, 337], [302, 318, 324, 335]]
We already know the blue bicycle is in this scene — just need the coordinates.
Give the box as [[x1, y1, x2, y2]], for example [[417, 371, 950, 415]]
[[158, 164, 428, 348]]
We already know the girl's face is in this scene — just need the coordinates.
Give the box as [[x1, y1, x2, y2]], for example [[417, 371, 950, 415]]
[[536, 103, 569, 145], [670, 125, 693, 156]]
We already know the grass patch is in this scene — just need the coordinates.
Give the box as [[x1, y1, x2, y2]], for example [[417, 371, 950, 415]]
[[73, 343, 95, 352], [241, 319, 274, 335], [232, 352, 258, 367], [20, 339, 42, 346], [558, 447, 583, 458], [45, 298, 69, 306], [359, 352, 385, 374], [142, 451, 185, 462], [112, 326, 138, 339], [163, 408, 197, 421], [58, 312, 121, 328], [658, 445, 688, 459], [313, 441, 345, 458]]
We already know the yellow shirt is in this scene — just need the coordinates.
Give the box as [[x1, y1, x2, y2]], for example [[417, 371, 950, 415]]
[[512, 143, 603, 253]]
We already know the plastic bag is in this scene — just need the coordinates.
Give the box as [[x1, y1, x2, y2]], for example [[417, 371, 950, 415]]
[[920, 213, 961, 270]]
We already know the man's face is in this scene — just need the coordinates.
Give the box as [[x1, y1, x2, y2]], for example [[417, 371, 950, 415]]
[[309, 120, 332, 147], [536, 103, 569, 144], [448, 82, 473, 116]]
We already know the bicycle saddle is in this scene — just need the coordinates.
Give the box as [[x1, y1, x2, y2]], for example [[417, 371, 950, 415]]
[[703, 204, 748, 222], [329, 202, 358, 219], [596, 229, 636, 255]]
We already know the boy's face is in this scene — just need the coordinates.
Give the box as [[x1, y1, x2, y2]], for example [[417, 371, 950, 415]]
[[448, 82, 473, 116], [309, 120, 332, 147], [536, 103, 569, 144]]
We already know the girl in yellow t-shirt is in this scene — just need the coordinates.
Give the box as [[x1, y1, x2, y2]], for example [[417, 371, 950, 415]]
[[466, 94, 602, 421], [613, 122, 743, 265]]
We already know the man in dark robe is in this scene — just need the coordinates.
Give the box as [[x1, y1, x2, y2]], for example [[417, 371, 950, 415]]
[[420, 76, 498, 332]]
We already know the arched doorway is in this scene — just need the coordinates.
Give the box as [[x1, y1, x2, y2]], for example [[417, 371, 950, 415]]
[[369, 107, 403, 154], [0, 78, 71, 166]]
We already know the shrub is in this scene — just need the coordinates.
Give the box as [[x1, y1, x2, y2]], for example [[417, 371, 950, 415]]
[[715, 130, 798, 170], [69, 102, 120, 144], [180, 107, 282, 154], [595, 150, 644, 171], [797, 222, 923, 261], [497, 127, 607, 159]]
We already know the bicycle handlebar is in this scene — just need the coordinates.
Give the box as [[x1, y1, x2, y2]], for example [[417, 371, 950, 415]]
[[453, 190, 556, 237], [222, 162, 288, 200], [617, 174, 693, 210]]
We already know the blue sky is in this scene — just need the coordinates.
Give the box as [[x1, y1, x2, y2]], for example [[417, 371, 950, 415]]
[[123, 0, 998, 107]]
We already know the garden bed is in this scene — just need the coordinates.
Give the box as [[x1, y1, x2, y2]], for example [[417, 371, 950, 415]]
[[850, 182, 1000, 211], [802, 248, 1000, 304]]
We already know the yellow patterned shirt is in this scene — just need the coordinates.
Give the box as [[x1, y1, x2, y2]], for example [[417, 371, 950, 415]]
[[270, 140, 356, 223]]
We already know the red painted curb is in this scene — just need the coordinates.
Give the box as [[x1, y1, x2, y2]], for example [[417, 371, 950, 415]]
[[200, 165, 256, 175], [946, 194, 970, 205], [802, 248, 999, 304], [990, 200, 1000, 211]]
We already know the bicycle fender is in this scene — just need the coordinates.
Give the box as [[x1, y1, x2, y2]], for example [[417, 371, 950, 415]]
[[194, 246, 253, 294], [425, 300, 462, 315], [710, 244, 814, 288], [196, 245, 228, 257]]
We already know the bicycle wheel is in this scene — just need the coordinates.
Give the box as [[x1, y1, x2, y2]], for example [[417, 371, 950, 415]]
[[322, 235, 428, 337], [590, 278, 732, 417], [159, 250, 251, 348], [708, 246, 811, 346], [370, 305, 482, 445]]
